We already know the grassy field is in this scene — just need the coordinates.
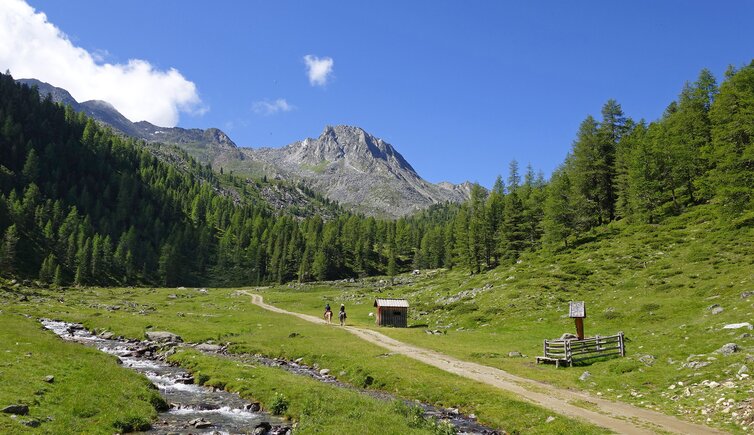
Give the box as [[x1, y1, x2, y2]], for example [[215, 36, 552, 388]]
[[1, 285, 604, 434], [1, 204, 751, 433], [261, 205, 754, 433], [0, 310, 166, 434]]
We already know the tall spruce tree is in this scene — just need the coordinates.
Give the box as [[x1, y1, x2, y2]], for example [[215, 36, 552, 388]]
[[543, 165, 575, 247], [708, 63, 754, 216]]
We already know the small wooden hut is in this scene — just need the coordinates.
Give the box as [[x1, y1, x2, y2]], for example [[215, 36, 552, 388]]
[[373, 298, 409, 327]]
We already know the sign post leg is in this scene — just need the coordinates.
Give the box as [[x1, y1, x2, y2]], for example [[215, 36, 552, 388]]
[[575, 317, 584, 340]]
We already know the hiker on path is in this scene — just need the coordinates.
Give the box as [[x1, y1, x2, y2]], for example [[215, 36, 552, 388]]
[[339, 304, 347, 326], [324, 303, 332, 324]]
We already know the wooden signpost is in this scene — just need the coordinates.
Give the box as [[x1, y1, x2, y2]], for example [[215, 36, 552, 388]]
[[569, 301, 586, 340]]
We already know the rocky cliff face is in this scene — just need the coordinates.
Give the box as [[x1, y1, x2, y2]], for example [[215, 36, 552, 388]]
[[19, 78, 471, 218], [247, 125, 470, 217]]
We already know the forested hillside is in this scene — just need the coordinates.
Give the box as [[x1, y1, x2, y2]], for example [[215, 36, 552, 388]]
[[410, 64, 754, 274], [0, 74, 420, 286], [1, 61, 753, 287]]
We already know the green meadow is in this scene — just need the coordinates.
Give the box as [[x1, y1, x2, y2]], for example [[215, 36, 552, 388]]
[[1, 285, 602, 434], [0, 205, 751, 434], [262, 205, 754, 433], [0, 312, 165, 434]]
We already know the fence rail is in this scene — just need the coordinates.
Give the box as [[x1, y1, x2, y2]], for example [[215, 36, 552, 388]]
[[536, 332, 625, 367]]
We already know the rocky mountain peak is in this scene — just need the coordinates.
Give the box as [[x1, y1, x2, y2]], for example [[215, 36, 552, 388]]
[[288, 125, 417, 175], [205, 128, 237, 149]]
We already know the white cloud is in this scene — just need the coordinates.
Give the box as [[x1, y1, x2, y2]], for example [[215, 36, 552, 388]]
[[0, 0, 203, 127], [303, 54, 334, 86], [252, 98, 294, 115]]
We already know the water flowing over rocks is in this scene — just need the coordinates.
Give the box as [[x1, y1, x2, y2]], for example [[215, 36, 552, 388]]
[[144, 331, 183, 343], [226, 353, 500, 435], [41, 319, 288, 434], [41, 319, 497, 434]]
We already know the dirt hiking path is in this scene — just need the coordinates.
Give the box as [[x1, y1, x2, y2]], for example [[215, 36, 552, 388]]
[[246, 292, 722, 434]]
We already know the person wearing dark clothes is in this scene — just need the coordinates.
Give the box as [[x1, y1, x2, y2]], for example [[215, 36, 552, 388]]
[[339, 304, 347, 326]]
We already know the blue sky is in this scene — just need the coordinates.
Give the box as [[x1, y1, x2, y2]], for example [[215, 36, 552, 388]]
[[10, 1, 754, 187]]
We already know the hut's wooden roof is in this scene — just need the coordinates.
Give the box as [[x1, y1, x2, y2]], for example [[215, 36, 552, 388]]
[[374, 298, 409, 308]]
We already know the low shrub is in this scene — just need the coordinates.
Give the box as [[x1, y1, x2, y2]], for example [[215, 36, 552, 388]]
[[112, 415, 152, 432], [270, 393, 289, 415]]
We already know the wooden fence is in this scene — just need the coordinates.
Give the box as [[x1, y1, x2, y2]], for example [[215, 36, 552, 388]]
[[536, 332, 625, 367]]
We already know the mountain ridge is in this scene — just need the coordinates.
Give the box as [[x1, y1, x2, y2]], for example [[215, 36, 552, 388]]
[[18, 78, 472, 218]]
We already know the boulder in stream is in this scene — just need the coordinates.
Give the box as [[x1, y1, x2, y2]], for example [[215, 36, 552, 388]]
[[195, 343, 224, 353], [190, 417, 212, 428], [145, 331, 183, 343], [254, 421, 272, 435]]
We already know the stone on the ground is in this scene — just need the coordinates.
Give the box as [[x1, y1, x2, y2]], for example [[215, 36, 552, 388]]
[[709, 305, 724, 315], [319, 369, 330, 376], [195, 343, 223, 353], [722, 322, 753, 330], [546, 416, 556, 423], [579, 371, 591, 381], [43, 375, 54, 383], [508, 351, 522, 358], [741, 291, 753, 299], [2, 404, 29, 415], [99, 331, 114, 340], [145, 331, 182, 343], [21, 419, 40, 427], [639, 354, 656, 366], [717, 343, 739, 356], [739, 365, 749, 374], [246, 402, 261, 412], [683, 361, 710, 370]]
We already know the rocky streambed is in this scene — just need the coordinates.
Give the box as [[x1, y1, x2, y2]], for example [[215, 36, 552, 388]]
[[42, 319, 500, 435], [213, 353, 500, 435], [41, 319, 289, 435]]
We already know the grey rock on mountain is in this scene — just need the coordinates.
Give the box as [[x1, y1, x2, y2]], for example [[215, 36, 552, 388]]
[[19, 79, 471, 217], [246, 125, 471, 217]]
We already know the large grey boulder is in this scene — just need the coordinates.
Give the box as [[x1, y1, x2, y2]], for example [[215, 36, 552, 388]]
[[195, 343, 223, 353], [717, 343, 739, 356], [145, 331, 182, 343], [723, 322, 753, 330]]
